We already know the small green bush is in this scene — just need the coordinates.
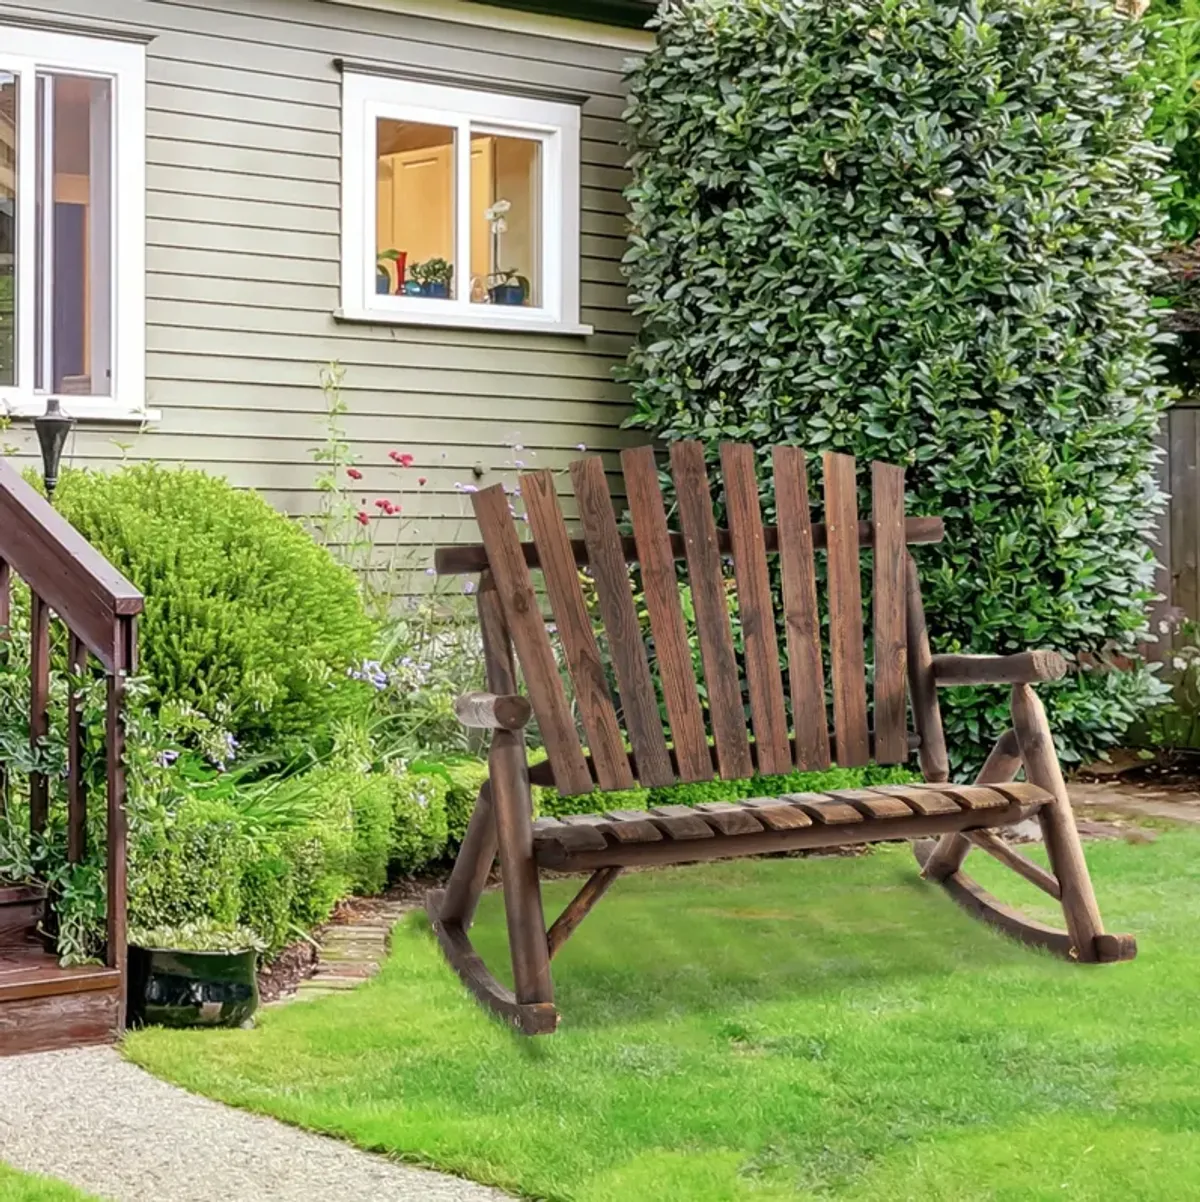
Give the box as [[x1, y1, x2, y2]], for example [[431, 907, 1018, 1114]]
[[238, 849, 294, 953], [414, 758, 489, 850], [53, 463, 375, 759], [389, 768, 450, 875], [623, 0, 1173, 771]]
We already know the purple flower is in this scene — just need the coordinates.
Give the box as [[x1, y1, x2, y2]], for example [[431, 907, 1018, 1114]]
[[464, 581, 476, 595], [157, 749, 180, 767], [576, 442, 587, 452]]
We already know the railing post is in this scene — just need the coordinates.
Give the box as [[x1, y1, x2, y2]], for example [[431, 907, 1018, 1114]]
[[29, 592, 50, 839], [67, 633, 87, 863], [105, 615, 133, 1028]]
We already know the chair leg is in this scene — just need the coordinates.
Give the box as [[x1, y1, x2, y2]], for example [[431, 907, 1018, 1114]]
[[436, 783, 497, 930]]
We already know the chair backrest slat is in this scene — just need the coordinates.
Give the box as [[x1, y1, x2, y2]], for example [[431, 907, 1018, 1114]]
[[772, 446, 831, 771], [822, 451, 871, 767], [521, 470, 635, 791], [472, 484, 595, 797], [720, 443, 791, 776], [569, 457, 675, 788], [871, 461, 909, 764], [621, 446, 713, 783], [670, 441, 753, 780]]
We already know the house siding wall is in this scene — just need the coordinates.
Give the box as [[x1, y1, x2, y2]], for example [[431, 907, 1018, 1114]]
[[0, 0, 648, 556]]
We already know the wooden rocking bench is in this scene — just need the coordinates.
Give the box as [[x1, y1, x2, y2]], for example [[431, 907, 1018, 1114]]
[[430, 442, 1135, 1035]]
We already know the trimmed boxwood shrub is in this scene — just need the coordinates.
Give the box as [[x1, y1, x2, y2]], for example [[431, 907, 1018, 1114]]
[[623, 0, 1174, 771], [53, 464, 375, 759], [389, 768, 450, 875]]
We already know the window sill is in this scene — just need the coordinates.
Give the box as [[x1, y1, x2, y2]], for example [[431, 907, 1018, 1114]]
[[334, 307, 594, 337], [3, 398, 161, 425]]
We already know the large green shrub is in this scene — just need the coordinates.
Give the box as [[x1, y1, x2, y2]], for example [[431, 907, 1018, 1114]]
[[53, 464, 375, 759], [624, 0, 1173, 770]]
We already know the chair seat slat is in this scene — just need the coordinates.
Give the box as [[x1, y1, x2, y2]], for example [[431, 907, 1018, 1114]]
[[521, 470, 634, 792]]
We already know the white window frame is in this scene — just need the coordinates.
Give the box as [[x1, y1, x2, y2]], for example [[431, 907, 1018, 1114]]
[[0, 26, 146, 422], [339, 72, 589, 336]]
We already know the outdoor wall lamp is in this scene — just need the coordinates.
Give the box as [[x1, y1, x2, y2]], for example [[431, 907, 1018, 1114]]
[[34, 398, 75, 501]]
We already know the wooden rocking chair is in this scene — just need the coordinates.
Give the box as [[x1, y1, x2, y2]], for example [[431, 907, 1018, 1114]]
[[429, 442, 1135, 1035]]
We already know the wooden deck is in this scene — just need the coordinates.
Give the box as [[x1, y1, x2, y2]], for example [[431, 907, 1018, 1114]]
[[0, 947, 121, 1057]]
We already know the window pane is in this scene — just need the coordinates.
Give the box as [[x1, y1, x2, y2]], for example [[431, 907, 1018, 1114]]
[[470, 132, 541, 308], [376, 119, 455, 301], [36, 74, 113, 397], [0, 74, 15, 388]]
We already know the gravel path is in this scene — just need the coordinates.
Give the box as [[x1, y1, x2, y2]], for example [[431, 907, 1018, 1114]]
[[0, 1046, 512, 1202]]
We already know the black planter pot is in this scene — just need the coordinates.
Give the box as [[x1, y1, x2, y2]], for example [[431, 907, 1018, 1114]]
[[128, 944, 259, 1029]]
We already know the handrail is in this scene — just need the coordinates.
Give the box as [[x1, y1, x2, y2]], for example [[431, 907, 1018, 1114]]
[[0, 459, 142, 672]]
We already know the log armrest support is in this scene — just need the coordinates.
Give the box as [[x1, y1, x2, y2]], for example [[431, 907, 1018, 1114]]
[[455, 691, 533, 730], [931, 650, 1068, 688]]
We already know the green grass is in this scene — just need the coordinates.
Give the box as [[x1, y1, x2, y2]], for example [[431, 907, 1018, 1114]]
[[0, 1166, 94, 1202], [126, 831, 1200, 1201]]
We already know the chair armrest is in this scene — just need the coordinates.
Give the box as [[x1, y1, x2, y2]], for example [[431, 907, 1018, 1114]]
[[931, 650, 1068, 687], [455, 691, 533, 730]]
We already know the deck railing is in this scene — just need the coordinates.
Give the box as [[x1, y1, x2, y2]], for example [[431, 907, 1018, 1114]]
[[0, 458, 142, 1022]]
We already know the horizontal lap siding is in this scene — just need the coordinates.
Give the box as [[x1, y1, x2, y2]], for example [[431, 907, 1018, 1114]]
[[0, 0, 644, 562]]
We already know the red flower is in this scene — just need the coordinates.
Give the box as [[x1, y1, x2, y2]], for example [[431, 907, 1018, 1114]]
[[389, 450, 415, 467], [346, 467, 362, 480], [354, 511, 369, 526], [374, 498, 389, 509], [417, 476, 427, 486]]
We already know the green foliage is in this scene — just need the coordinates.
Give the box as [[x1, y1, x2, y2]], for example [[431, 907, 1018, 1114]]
[[1143, 0, 1200, 242], [414, 757, 490, 849], [623, 0, 1173, 771], [1132, 619, 1200, 747], [129, 921, 265, 953], [53, 463, 375, 760], [389, 768, 449, 875]]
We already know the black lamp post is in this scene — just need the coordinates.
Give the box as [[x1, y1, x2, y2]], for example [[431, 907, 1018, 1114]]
[[34, 398, 75, 501]]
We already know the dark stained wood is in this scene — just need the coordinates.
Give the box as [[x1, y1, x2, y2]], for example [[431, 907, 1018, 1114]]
[[932, 651, 1069, 687], [1011, 683, 1106, 963], [521, 469, 633, 790], [968, 830, 1062, 899], [434, 517, 947, 576], [490, 727, 554, 1006], [670, 441, 752, 779], [786, 794, 864, 825], [694, 800, 764, 835], [869, 785, 962, 816], [454, 691, 533, 730], [29, 592, 50, 838], [546, 867, 622, 960], [535, 800, 1034, 872], [533, 816, 610, 854], [931, 784, 1016, 811], [822, 452, 870, 767], [904, 553, 950, 782], [106, 620, 132, 1023], [621, 446, 711, 783], [825, 788, 915, 821], [67, 633, 87, 863], [871, 461, 908, 764], [0, 885, 46, 947], [1094, 933, 1138, 963], [772, 446, 830, 771], [425, 889, 558, 1035], [720, 443, 790, 775], [570, 456, 673, 788], [0, 951, 122, 1003], [0, 459, 143, 672], [646, 804, 715, 839], [0, 984, 121, 1057], [0, 558, 10, 633], [601, 809, 664, 843], [472, 484, 593, 797], [740, 797, 814, 830]]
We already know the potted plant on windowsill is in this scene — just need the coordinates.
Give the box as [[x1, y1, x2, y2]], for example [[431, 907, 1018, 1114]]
[[127, 921, 264, 1029], [408, 258, 453, 299], [487, 268, 530, 307]]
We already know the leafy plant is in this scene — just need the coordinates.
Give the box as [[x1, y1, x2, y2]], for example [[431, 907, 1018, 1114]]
[[129, 921, 265, 953], [623, 0, 1174, 771], [409, 258, 454, 287], [52, 462, 376, 761]]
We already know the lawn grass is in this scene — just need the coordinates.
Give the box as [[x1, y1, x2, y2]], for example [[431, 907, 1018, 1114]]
[[0, 1165, 95, 1202], [126, 831, 1200, 1200]]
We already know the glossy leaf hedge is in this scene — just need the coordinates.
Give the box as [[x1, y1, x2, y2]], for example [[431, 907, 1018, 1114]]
[[623, 0, 1173, 770]]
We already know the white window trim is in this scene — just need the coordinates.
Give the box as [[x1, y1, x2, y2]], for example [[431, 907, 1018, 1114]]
[[0, 26, 148, 422], [339, 72, 590, 336]]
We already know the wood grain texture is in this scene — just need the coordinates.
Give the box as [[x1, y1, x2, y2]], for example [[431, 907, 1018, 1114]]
[[521, 469, 633, 790], [905, 553, 950, 783], [570, 456, 673, 788], [621, 446, 712, 783], [454, 692, 532, 730], [969, 830, 1061, 899], [772, 446, 830, 770], [0, 985, 120, 1057], [546, 867, 622, 960], [871, 461, 908, 764], [932, 651, 1068, 687], [472, 483, 593, 797], [670, 441, 752, 779], [822, 452, 870, 767], [67, 634, 87, 864], [720, 443, 790, 775]]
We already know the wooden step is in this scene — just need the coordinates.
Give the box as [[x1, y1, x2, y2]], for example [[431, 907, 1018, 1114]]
[[0, 948, 121, 1056]]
